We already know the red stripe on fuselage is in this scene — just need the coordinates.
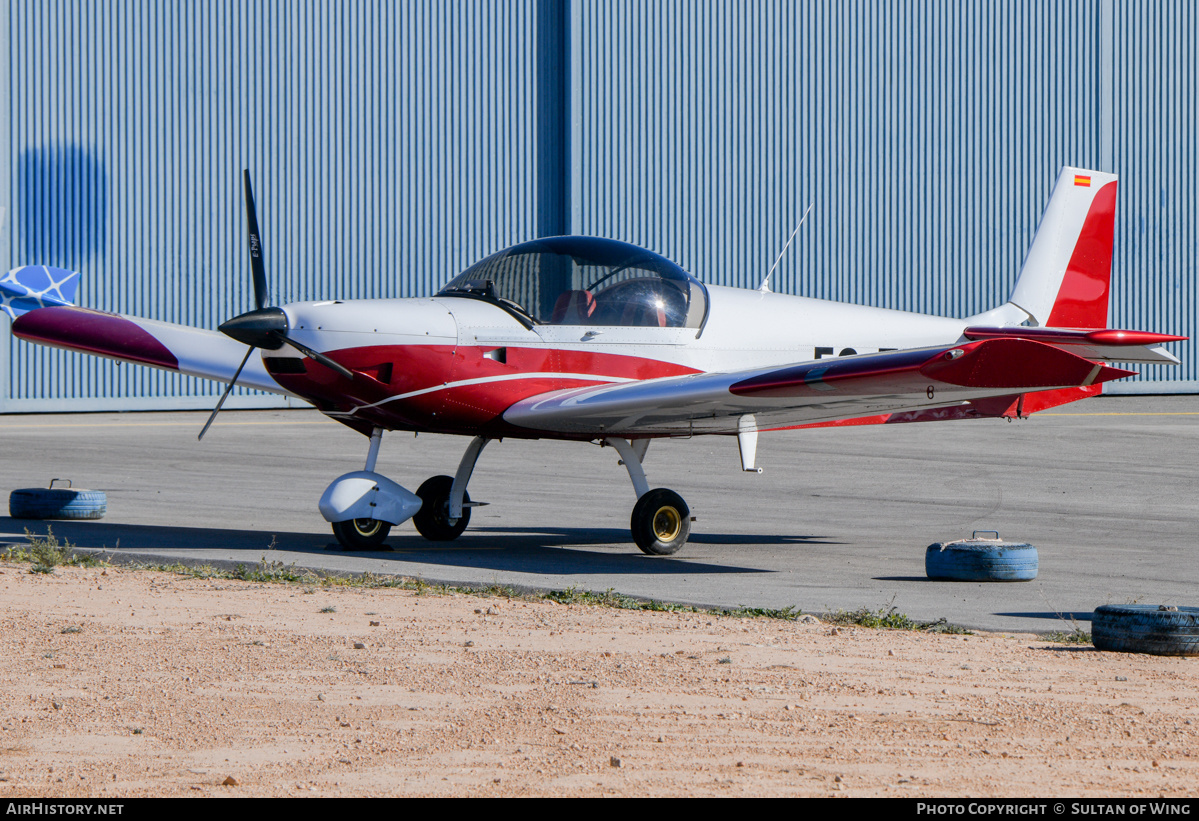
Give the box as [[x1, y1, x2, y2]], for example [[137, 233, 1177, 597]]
[[268, 343, 700, 436]]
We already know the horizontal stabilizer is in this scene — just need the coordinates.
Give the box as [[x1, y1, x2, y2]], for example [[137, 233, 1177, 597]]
[[962, 326, 1186, 365], [918, 338, 1135, 389], [732, 338, 1133, 396], [0, 266, 80, 319]]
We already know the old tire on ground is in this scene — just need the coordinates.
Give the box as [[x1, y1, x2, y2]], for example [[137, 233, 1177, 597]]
[[925, 539, 1038, 581], [9, 488, 107, 520], [631, 488, 690, 556], [1092, 604, 1199, 656], [331, 518, 392, 550], [413, 475, 470, 541]]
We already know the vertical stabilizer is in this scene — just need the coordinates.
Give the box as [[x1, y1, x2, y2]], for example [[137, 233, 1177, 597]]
[[1007, 167, 1118, 329]]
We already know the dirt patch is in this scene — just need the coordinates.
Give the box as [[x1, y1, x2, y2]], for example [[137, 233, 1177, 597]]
[[0, 561, 1195, 797]]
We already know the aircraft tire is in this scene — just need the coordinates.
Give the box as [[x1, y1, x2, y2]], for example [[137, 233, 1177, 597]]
[[9, 487, 106, 520], [924, 540, 1037, 582], [1091, 604, 1199, 656], [631, 488, 690, 556], [413, 475, 470, 541], [331, 518, 392, 551]]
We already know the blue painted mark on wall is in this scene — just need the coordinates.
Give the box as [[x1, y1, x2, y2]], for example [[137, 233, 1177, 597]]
[[16, 146, 107, 270]]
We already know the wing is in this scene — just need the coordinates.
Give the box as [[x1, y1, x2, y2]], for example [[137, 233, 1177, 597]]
[[503, 338, 1136, 436], [11, 305, 286, 395]]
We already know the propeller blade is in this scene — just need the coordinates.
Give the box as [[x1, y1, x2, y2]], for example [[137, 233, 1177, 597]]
[[198, 347, 254, 441], [278, 334, 356, 381], [227, 172, 346, 390], [243, 170, 269, 310]]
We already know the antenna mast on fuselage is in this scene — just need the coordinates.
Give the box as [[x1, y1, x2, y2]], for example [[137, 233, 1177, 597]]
[[759, 202, 814, 293]]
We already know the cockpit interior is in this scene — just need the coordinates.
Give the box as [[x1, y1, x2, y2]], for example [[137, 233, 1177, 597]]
[[438, 237, 709, 330]]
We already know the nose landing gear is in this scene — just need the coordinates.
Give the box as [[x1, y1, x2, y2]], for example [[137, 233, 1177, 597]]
[[321, 427, 418, 551]]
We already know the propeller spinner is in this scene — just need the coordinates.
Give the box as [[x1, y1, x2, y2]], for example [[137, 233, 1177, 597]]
[[198, 171, 353, 440]]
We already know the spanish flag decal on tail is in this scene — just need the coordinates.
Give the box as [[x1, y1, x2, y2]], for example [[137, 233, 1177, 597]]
[[1074, 174, 1092, 187]]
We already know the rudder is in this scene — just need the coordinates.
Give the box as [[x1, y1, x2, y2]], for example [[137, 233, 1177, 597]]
[[1007, 167, 1118, 329]]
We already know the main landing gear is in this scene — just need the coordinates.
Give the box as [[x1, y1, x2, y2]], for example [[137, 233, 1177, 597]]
[[320, 430, 692, 555], [411, 435, 490, 541], [605, 437, 692, 556]]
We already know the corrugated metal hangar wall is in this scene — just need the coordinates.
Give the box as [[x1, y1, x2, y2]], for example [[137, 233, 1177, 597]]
[[2, 0, 1195, 411]]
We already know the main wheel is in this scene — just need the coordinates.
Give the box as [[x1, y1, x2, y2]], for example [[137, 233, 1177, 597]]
[[332, 518, 392, 550], [413, 475, 470, 541], [631, 488, 690, 556]]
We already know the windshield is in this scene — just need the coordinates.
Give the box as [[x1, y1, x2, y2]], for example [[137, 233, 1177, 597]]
[[439, 237, 708, 329]]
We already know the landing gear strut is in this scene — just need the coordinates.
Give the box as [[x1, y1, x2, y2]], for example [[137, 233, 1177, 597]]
[[413, 475, 471, 540], [413, 436, 490, 542], [605, 437, 691, 555]]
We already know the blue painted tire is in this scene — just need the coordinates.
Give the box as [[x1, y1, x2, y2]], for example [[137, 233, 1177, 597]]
[[1092, 605, 1199, 656], [925, 540, 1038, 582], [9, 488, 107, 520]]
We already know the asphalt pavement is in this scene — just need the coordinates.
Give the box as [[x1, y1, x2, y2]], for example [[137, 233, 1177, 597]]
[[2, 394, 1196, 633]]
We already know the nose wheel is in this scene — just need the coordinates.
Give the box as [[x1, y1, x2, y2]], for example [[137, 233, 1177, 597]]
[[631, 488, 690, 555]]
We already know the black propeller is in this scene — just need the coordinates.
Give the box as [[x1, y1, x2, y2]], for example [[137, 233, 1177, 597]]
[[244, 169, 270, 311], [199, 170, 353, 441]]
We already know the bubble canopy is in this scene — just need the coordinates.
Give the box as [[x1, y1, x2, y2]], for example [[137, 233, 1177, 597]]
[[437, 237, 709, 329]]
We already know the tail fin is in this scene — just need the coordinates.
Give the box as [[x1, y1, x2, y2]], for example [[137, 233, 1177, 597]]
[[0, 265, 80, 320], [1006, 166, 1118, 329]]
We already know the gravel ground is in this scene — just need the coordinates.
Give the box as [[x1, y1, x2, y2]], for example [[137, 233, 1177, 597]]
[[0, 561, 1196, 798]]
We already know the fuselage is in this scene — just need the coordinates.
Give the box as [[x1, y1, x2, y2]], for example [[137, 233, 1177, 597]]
[[265, 287, 968, 439]]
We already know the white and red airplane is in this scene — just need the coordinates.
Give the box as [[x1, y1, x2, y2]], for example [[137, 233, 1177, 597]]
[[3, 166, 1185, 554]]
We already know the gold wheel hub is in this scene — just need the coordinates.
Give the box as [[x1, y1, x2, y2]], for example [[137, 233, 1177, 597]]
[[353, 518, 383, 538], [651, 506, 682, 542]]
